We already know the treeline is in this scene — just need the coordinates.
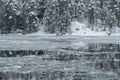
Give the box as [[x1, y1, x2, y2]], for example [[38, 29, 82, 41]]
[[0, 0, 120, 34], [0, 0, 45, 34]]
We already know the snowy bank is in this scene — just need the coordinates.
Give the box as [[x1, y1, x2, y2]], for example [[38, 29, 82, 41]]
[[70, 21, 120, 36], [13, 21, 120, 36]]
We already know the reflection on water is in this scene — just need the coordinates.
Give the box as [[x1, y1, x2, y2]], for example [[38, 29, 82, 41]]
[[0, 43, 120, 80]]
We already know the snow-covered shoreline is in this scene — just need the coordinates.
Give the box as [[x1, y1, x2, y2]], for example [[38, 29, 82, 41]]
[[1, 21, 120, 36], [24, 21, 120, 37]]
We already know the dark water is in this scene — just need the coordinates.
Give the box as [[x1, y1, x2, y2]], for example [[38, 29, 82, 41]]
[[0, 43, 120, 80]]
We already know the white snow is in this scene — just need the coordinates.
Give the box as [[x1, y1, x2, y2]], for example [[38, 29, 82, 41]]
[[70, 21, 87, 35], [70, 21, 105, 36], [29, 11, 37, 16], [3, 20, 120, 36], [28, 25, 47, 36], [70, 21, 120, 36], [16, 11, 21, 15], [9, 16, 13, 19]]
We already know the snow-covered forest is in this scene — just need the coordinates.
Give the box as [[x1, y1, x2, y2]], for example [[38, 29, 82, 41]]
[[0, 0, 120, 35], [1, 0, 120, 80]]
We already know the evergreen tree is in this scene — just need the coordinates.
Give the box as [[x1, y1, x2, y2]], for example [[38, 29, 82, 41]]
[[87, 3, 95, 31], [106, 10, 116, 35], [0, 0, 120, 34]]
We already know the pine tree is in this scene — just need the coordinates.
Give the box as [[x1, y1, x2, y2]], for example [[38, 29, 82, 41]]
[[87, 3, 95, 31], [106, 10, 116, 35], [0, 0, 120, 34], [44, 0, 71, 34]]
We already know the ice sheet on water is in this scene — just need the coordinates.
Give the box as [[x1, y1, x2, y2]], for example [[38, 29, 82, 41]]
[[0, 35, 120, 50]]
